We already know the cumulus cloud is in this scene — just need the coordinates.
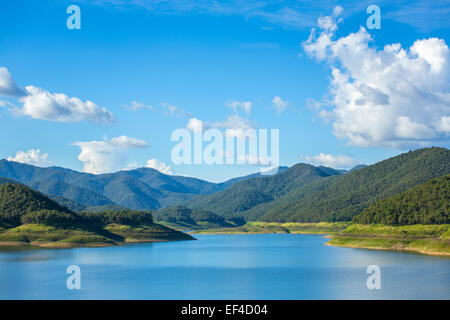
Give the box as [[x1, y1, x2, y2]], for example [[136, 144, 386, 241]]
[[15, 86, 115, 123], [304, 153, 361, 169], [0, 67, 25, 97], [145, 158, 173, 175], [211, 114, 256, 138], [438, 116, 450, 134], [122, 101, 154, 111], [72, 136, 148, 174], [272, 96, 290, 114], [303, 7, 450, 148], [186, 117, 205, 132], [108, 135, 148, 148], [226, 100, 252, 115], [0, 66, 115, 124], [7, 149, 51, 167]]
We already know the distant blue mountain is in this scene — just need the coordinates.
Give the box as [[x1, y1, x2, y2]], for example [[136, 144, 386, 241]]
[[0, 160, 274, 211]]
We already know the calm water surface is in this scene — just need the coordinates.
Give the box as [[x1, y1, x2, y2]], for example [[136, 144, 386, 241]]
[[0, 234, 448, 299]]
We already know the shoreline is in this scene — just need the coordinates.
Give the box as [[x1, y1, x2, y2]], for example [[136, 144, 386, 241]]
[[0, 222, 195, 249], [0, 236, 194, 249], [191, 222, 450, 258], [324, 240, 450, 257], [1, 222, 448, 258], [194, 231, 450, 257]]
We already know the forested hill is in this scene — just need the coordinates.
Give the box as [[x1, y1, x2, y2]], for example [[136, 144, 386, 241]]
[[188, 163, 343, 216], [259, 147, 450, 222], [0, 182, 194, 245], [353, 174, 449, 225], [0, 183, 73, 227]]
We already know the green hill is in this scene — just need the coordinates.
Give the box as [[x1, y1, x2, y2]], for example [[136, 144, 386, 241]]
[[0, 183, 74, 227], [353, 175, 449, 225], [0, 183, 193, 246], [260, 147, 450, 222], [188, 163, 343, 217]]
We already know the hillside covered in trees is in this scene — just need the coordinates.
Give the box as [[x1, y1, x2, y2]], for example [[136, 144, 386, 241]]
[[354, 175, 449, 225], [258, 147, 450, 222], [187, 147, 450, 223], [188, 163, 343, 217], [0, 183, 74, 227], [0, 183, 193, 246]]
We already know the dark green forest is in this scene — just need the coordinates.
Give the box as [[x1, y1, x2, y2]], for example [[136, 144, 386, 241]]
[[0, 183, 74, 227], [259, 147, 450, 222], [0, 183, 153, 228], [354, 175, 449, 225], [188, 163, 343, 216]]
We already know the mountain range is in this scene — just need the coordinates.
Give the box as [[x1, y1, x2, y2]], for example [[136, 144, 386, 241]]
[[0, 159, 288, 211], [189, 147, 450, 222], [0, 147, 448, 224]]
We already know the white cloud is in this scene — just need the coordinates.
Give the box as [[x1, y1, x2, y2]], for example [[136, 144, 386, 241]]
[[0, 67, 114, 124], [122, 101, 154, 111], [7, 149, 51, 167], [0, 67, 25, 97], [304, 153, 361, 169], [303, 7, 450, 148], [226, 100, 252, 115], [211, 114, 255, 138], [186, 117, 204, 132], [272, 96, 290, 114], [109, 135, 148, 148], [16, 86, 115, 123], [437, 116, 450, 133], [72, 136, 148, 174], [394, 116, 435, 139], [145, 158, 173, 175]]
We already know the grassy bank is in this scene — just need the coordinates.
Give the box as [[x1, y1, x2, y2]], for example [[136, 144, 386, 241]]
[[190, 221, 350, 234], [0, 222, 194, 248], [327, 224, 450, 256], [192, 221, 450, 257]]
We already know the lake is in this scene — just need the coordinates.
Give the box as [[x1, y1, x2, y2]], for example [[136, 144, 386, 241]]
[[0, 234, 448, 299]]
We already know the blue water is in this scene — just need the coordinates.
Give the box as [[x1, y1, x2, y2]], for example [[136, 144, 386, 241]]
[[0, 234, 448, 299]]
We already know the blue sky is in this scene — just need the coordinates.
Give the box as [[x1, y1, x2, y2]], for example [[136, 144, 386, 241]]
[[0, 0, 449, 182]]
